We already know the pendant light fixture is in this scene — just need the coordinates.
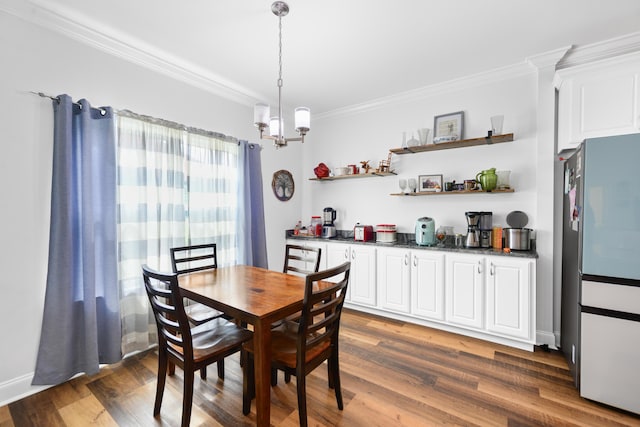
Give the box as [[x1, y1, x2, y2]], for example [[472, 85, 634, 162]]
[[254, 1, 310, 148]]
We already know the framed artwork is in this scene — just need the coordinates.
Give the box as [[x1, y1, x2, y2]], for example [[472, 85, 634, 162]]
[[272, 169, 294, 201], [418, 174, 443, 192], [433, 111, 464, 143]]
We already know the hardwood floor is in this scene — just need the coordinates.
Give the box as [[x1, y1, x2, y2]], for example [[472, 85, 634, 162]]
[[3, 309, 639, 426]]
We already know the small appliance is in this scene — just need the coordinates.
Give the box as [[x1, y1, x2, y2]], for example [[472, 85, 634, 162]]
[[478, 211, 493, 248], [465, 211, 480, 248], [376, 224, 397, 243], [415, 217, 435, 246], [354, 223, 373, 242], [321, 207, 337, 238]]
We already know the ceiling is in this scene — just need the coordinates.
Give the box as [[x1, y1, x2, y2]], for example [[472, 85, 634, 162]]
[[18, 0, 640, 114]]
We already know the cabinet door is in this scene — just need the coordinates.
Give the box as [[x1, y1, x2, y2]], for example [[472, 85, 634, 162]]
[[377, 247, 411, 313], [301, 241, 326, 271], [325, 242, 351, 298], [411, 251, 445, 321], [486, 257, 533, 340], [557, 56, 640, 151], [350, 245, 377, 306], [325, 242, 350, 268], [445, 253, 484, 329]]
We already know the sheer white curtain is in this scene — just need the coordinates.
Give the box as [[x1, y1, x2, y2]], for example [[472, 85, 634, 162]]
[[184, 132, 239, 267], [116, 113, 240, 355]]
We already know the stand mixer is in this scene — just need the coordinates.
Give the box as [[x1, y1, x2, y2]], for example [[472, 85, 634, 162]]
[[465, 211, 480, 248]]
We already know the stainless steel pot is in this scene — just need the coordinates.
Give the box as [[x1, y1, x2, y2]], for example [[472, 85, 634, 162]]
[[503, 228, 531, 250]]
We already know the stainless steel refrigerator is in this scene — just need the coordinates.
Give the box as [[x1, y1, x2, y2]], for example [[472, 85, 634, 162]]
[[561, 133, 640, 415]]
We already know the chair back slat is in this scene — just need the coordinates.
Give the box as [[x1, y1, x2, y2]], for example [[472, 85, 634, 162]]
[[170, 243, 217, 274], [283, 244, 322, 276], [142, 265, 193, 361], [297, 262, 350, 357]]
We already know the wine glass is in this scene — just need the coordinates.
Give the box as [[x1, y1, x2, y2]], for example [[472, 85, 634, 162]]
[[398, 178, 407, 194], [436, 226, 447, 247], [408, 178, 417, 193]]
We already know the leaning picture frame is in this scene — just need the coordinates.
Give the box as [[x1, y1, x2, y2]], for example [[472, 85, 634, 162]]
[[433, 111, 464, 143], [418, 174, 443, 192]]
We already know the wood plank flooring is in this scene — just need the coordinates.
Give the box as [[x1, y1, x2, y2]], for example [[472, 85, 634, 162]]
[[3, 309, 640, 426]]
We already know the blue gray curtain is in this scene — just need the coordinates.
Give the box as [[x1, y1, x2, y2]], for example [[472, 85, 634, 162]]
[[237, 140, 268, 268], [32, 95, 121, 385]]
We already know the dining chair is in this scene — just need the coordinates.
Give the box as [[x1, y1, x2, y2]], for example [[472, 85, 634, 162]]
[[171, 243, 227, 379], [242, 261, 351, 427], [142, 265, 253, 427], [272, 243, 324, 385], [170, 243, 224, 325]]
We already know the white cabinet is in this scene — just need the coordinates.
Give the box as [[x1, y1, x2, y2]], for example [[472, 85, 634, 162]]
[[556, 53, 640, 152], [377, 247, 445, 318], [486, 256, 534, 340], [326, 242, 376, 306], [411, 251, 445, 321], [377, 247, 411, 313], [445, 253, 534, 340], [445, 253, 485, 329], [288, 237, 536, 349]]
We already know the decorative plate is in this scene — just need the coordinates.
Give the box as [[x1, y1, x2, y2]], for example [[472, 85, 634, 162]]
[[272, 169, 294, 201]]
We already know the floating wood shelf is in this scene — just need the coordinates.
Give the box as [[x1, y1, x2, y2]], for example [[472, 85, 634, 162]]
[[389, 133, 514, 155], [309, 171, 396, 181], [390, 188, 515, 196]]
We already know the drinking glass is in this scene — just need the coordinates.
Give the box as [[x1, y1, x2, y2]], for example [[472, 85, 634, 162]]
[[436, 226, 447, 247], [408, 178, 417, 193], [490, 115, 504, 135], [399, 178, 407, 194]]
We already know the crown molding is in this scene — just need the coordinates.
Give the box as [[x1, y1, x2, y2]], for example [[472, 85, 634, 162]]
[[0, 0, 262, 107], [315, 62, 535, 121], [557, 31, 640, 69]]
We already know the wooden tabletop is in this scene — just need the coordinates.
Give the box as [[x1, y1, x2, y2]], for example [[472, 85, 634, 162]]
[[178, 265, 309, 323]]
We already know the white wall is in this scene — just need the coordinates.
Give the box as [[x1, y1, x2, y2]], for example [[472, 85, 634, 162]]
[[0, 11, 301, 405], [303, 74, 539, 234]]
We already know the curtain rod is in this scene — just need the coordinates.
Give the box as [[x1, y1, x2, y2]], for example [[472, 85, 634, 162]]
[[31, 91, 108, 115], [31, 91, 252, 147]]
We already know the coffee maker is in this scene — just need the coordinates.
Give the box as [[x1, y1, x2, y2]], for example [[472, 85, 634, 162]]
[[321, 207, 337, 238], [465, 211, 480, 248], [479, 211, 493, 248]]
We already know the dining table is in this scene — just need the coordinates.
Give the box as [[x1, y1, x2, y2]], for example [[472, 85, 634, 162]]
[[178, 264, 313, 427]]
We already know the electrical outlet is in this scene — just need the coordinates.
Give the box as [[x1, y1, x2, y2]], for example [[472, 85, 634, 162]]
[[572, 344, 576, 364]]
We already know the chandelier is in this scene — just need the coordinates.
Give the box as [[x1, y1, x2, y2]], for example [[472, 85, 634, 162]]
[[253, 1, 310, 148]]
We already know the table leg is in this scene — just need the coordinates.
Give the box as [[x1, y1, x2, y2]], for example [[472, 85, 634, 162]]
[[253, 320, 271, 427]]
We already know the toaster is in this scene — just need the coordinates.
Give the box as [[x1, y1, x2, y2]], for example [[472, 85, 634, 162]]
[[354, 224, 374, 242]]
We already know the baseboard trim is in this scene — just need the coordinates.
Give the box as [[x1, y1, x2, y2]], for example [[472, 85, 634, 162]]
[[536, 330, 558, 350], [0, 372, 51, 407]]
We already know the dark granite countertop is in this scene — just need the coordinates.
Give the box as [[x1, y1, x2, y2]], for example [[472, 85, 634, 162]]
[[286, 229, 538, 259]]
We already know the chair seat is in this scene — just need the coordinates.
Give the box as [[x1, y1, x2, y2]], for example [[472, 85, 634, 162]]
[[184, 302, 224, 324], [244, 320, 329, 368], [169, 317, 253, 363]]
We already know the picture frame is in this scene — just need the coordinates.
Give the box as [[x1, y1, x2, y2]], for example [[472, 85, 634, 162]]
[[418, 174, 443, 192], [433, 111, 464, 143]]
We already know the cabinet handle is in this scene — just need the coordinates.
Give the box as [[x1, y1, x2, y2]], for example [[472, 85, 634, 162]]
[[404, 254, 409, 265], [351, 250, 355, 260], [490, 263, 495, 276], [413, 255, 417, 267], [477, 260, 482, 274], [344, 248, 349, 260]]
